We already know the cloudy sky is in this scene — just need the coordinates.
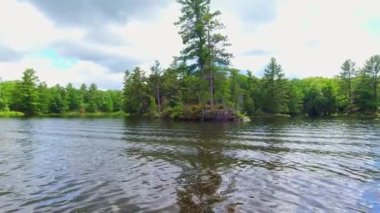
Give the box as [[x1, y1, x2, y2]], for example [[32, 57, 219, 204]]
[[0, 0, 379, 89]]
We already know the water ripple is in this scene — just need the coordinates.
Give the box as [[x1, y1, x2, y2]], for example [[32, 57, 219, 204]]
[[0, 118, 378, 212]]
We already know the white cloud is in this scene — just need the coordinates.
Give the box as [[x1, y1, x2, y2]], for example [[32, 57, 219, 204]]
[[0, 0, 83, 51], [0, 56, 123, 89], [223, 0, 380, 77], [117, 3, 182, 70]]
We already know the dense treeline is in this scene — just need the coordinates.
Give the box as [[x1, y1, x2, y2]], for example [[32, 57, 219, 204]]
[[121, 56, 379, 118], [0, 69, 122, 116], [0, 56, 379, 117], [0, 0, 379, 118]]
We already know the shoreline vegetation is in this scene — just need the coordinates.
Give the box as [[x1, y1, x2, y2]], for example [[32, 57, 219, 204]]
[[0, 110, 379, 120], [0, 0, 379, 121]]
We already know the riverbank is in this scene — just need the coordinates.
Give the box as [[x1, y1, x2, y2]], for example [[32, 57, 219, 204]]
[[1, 110, 378, 120], [160, 105, 251, 122], [0, 111, 127, 118], [0, 111, 24, 117], [250, 111, 380, 119], [39, 112, 127, 118], [336, 112, 380, 118]]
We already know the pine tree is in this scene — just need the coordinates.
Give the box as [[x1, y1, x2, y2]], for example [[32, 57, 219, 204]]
[[175, 0, 232, 108], [149, 61, 162, 116], [122, 68, 150, 114], [262, 58, 288, 113], [362, 55, 380, 110], [340, 59, 356, 108], [17, 69, 40, 116], [37, 82, 50, 114], [87, 83, 99, 113], [355, 70, 376, 111]]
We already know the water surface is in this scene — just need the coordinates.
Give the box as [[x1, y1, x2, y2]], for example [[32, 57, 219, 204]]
[[0, 117, 379, 212]]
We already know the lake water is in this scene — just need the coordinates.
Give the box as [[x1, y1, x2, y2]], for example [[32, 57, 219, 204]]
[[0, 117, 379, 212]]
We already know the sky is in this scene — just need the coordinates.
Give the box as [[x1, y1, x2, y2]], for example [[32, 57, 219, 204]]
[[0, 0, 379, 89]]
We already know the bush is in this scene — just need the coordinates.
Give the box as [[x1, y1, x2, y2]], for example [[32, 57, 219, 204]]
[[0, 98, 6, 111], [0, 111, 24, 117], [161, 105, 184, 119]]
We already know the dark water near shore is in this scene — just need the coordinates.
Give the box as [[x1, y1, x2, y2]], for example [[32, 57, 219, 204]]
[[0, 117, 379, 212]]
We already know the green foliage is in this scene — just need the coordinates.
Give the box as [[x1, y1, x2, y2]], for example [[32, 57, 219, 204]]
[[0, 70, 120, 116], [262, 58, 289, 114], [148, 61, 162, 115], [321, 83, 337, 115], [0, 80, 18, 110], [356, 55, 380, 111], [66, 83, 82, 112], [37, 82, 50, 114], [87, 83, 99, 113], [109, 90, 122, 112], [122, 67, 150, 115], [287, 80, 304, 115], [49, 85, 68, 114], [302, 78, 339, 116], [162, 105, 184, 120], [16, 69, 40, 116], [230, 69, 242, 112], [0, 97, 5, 111], [176, 0, 232, 108], [304, 85, 325, 116], [100, 92, 114, 113], [0, 111, 24, 117], [354, 71, 376, 111], [340, 59, 356, 108]]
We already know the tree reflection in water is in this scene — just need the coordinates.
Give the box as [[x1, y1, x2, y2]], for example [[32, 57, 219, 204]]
[[123, 118, 240, 212]]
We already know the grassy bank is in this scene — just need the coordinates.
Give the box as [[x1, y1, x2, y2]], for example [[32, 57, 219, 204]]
[[250, 111, 380, 119], [159, 104, 251, 122], [0, 111, 25, 117], [0, 111, 127, 118], [251, 113, 292, 118], [1, 109, 378, 120], [38, 112, 127, 118], [335, 112, 380, 118]]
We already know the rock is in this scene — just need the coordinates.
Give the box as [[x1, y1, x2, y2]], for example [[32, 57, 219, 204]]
[[241, 116, 251, 122]]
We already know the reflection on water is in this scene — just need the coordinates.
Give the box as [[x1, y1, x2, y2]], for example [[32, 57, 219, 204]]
[[0, 117, 379, 212], [124, 121, 237, 212]]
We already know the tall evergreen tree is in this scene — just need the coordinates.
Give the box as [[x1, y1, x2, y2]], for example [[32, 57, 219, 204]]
[[175, 0, 232, 108], [262, 58, 288, 113], [230, 69, 242, 112], [37, 82, 50, 114], [149, 60, 162, 116], [287, 80, 304, 115], [122, 68, 150, 114], [17, 69, 39, 116], [87, 83, 99, 113], [340, 59, 356, 107], [355, 70, 376, 111], [362, 55, 380, 110]]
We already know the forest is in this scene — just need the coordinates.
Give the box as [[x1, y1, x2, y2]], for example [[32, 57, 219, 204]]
[[0, 55, 379, 119], [0, 0, 379, 119]]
